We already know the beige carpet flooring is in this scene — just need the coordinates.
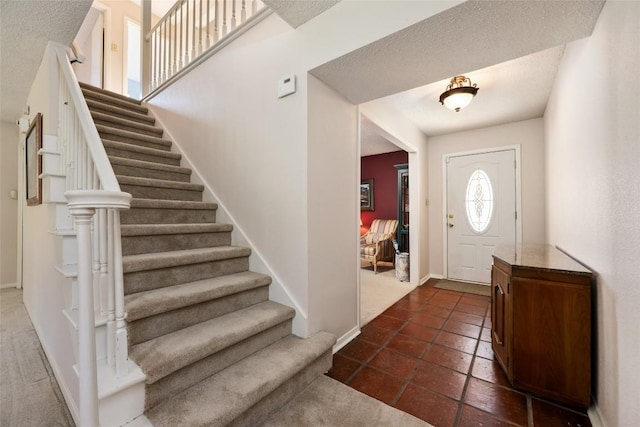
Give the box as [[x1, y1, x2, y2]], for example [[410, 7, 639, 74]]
[[0, 288, 74, 427], [263, 375, 431, 427], [360, 264, 415, 326]]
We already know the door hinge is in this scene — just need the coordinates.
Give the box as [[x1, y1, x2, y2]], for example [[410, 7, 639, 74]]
[[514, 160, 517, 168], [515, 211, 518, 220], [445, 157, 450, 164]]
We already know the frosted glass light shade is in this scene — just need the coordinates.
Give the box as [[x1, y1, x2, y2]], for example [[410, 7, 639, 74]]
[[439, 76, 479, 112]]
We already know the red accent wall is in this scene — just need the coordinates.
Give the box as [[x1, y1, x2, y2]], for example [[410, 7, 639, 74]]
[[361, 150, 408, 232]]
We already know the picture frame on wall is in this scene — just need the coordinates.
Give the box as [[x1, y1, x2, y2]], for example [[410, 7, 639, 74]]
[[360, 179, 374, 211], [26, 113, 43, 206]]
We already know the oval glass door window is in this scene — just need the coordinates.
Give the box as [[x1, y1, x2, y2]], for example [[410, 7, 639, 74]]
[[465, 169, 494, 233]]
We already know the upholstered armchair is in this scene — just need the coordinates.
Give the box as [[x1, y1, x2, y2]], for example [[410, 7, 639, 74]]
[[360, 219, 399, 274]]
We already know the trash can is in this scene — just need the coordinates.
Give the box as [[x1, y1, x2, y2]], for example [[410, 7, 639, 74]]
[[395, 252, 410, 282]]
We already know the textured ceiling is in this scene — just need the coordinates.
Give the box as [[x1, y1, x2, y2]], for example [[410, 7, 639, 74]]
[[0, 0, 92, 122], [360, 115, 399, 157], [311, 0, 605, 105], [263, 0, 341, 28], [368, 45, 566, 138]]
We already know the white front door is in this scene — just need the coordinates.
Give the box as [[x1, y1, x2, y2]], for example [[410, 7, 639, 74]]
[[446, 150, 517, 283]]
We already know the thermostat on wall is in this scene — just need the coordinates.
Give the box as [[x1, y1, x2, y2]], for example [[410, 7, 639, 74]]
[[277, 74, 296, 98]]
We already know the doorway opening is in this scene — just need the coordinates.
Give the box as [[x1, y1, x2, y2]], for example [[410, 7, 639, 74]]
[[358, 114, 419, 326]]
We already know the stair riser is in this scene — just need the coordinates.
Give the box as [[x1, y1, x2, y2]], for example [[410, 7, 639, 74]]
[[99, 132, 171, 152], [122, 231, 232, 256], [83, 91, 148, 114], [105, 146, 181, 166], [124, 257, 250, 294], [113, 164, 190, 183], [120, 184, 203, 201], [120, 208, 217, 225], [144, 322, 292, 411], [228, 350, 333, 427], [94, 118, 163, 138], [128, 286, 269, 345], [88, 103, 155, 125]]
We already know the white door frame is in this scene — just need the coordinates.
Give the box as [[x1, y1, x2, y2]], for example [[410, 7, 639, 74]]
[[91, 1, 112, 91], [442, 145, 522, 280]]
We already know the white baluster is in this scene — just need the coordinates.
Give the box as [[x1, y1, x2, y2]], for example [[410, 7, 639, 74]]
[[232, 0, 237, 31], [241, 0, 246, 24], [191, 0, 196, 60], [113, 211, 129, 377], [206, 0, 211, 48], [198, 0, 203, 54], [222, 0, 228, 36], [214, 0, 219, 42], [252, 0, 257, 15], [106, 209, 116, 366]]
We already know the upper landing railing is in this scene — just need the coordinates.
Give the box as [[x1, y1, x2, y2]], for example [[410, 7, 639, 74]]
[[145, 0, 266, 95]]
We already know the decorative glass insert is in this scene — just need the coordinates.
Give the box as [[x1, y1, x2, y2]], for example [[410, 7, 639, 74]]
[[465, 169, 494, 233]]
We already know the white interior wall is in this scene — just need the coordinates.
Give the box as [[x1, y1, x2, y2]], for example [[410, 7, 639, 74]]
[[146, 1, 460, 340], [307, 75, 358, 339], [427, 118, 546, 277], [21, 44, 81, 419], [0, 122, 19, 287], [544, 2, 640, 425]]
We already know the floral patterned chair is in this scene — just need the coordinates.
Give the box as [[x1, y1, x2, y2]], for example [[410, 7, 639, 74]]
[[360, 219, 399, 274]]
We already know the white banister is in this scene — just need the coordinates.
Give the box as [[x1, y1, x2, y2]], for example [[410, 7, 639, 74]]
[[144, 0, 266, 95], [55, 45, 132, 426]]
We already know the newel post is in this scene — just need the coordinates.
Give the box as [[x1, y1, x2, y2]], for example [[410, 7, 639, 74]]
[[66, 190, 131, 427], [69, 203, 100, 427]]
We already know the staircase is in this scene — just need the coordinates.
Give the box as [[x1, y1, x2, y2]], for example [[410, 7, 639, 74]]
[[79, 82, 335, 426]]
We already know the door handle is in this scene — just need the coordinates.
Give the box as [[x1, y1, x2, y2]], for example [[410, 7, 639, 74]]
[[448, 223, 454, 228]]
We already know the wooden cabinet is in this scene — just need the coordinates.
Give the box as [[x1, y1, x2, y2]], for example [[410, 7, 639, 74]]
[[394, 164, 409, 252], [491, 244, 593, 410]]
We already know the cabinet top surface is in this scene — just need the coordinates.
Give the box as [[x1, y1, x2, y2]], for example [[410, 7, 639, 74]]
[[493, 244, 592, 276]]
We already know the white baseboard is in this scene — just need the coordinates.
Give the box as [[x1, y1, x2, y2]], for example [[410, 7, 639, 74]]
[[588, 402, 606, 427], [333, 325, 360, 354], [0, 282, 17, 289], [421, 274, 443, 285]]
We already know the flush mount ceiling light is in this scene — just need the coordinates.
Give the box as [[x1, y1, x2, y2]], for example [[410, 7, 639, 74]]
[[439, 75, 479, 112]]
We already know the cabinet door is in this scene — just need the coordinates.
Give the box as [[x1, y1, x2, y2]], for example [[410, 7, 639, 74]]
[[491, 265, 510, 374]]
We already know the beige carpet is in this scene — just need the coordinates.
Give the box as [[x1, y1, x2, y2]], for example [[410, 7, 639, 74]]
[[434, 279, 491, 296], [360, 264, 415, 326], [263, 375, 432, 427], [0, 288, 74, 427]]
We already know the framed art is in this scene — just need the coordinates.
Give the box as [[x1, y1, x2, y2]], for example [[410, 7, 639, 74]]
[[360, 179, 374, 211], [26, 113, 43, 206]]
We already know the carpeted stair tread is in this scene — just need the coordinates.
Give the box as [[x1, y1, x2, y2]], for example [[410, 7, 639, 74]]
[[129, 198, 217, 210], [121, 223, 232, 236], [97, 124, 172, 150], [81, 88, 148, 113], [146, 331, 336, 426], [109, 156, 191, 176], [103, 139, 181, 160], [117, 175, 204, 191], [123, 246, 251, 273], [86, 98, 156, 124], [91, 111, 163, 136], [131, 301, 296, 384], [125, 271, 272, 321], [79, 82, 143, 105]]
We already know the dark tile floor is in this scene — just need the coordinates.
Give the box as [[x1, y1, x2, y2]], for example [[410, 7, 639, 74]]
[[327, 279, 592, 427]]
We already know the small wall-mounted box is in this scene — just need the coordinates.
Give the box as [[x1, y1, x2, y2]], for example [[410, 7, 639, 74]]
[[277, 75, 296, 98]]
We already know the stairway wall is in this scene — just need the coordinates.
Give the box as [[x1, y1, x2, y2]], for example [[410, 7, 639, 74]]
[[20, 44, 82, 423], [146, 3, 452, 343]]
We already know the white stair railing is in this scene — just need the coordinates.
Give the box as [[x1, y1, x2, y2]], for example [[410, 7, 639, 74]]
[[54, 45, 132, 427], [146, 0, 265, 92]]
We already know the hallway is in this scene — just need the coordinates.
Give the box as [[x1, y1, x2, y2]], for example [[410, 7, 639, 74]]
[[0, 288, 73, 427], [328, 279, 592, 426]]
